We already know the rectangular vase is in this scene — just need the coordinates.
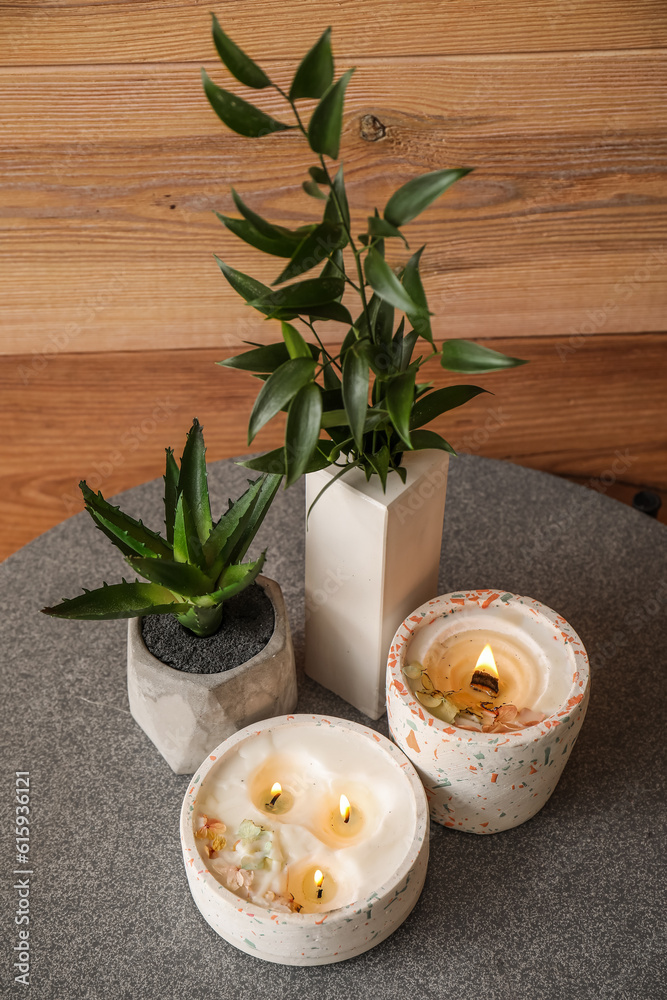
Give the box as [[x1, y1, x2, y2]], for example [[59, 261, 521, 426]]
[[304, 450, 449, 719]]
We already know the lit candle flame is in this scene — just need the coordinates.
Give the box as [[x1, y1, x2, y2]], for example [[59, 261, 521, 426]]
[[269, 782, 282, 807], [314, 869, 324, 898], [339, 794, 351, 824], [475, 643, 499, 678]]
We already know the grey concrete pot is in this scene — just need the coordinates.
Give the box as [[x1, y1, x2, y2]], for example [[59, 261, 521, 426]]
[[126, 576, 297, 774]]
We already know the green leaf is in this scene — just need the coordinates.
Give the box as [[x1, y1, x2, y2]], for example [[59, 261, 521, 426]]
[[366, 445, 390, 490], [373, 297, 395, 346], [402, 246, 433, 344], [303, 179, 327, 200], [211, 14, 271, 89], [42, 582, 187, 621], [410, 385, 488, 428], [323, 166, 350, 230], [281, 321, 311, 359], [238, 447, 332, 475], [289, 26, 334, 100], [230, 189, 307, 245], [205, 473, 281, 569], [321, 247, 345, 283], [321, 407, 387, 432], [309, 165, 329, 184], [410, 429, 457, 454], [80, 481, 170, 559], [126, 557, 213, 597], [307, 68, 355, 160], [214, 256, 274, 314], [384, 167, 471, 227], [249, 276, 345, 312], [282, 302, 352, 324], [216, 213, 298, 258], [273, 222, 347, 285], [248, 357, 316, 442], [207, 554, 266, 603], [172, 493, 206, 569], [218, 341, 318, 373], [386, 370, 416, 448], [202, 69, 292, 138], [441, 340, 528, 374], [178, 419, 213, 545], [367, 216, 408, 246], [364, 247, 423, 315], [322, 357, 341, 390], [342, 342, 370, 451], [285, 383, 323, 486], [163, 448, 179, 547]]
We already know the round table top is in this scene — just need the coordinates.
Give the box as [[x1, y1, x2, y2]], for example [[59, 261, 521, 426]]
[[2, 455, 665, 1000]]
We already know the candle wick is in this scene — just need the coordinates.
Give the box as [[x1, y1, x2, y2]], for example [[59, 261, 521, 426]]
[[268, 792, 280, 808], [317, 886, 323, 900]]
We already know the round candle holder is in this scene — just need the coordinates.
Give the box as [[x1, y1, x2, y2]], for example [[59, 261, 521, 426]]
[[180, 715, 429, 965], [386, 590, 590, 835]]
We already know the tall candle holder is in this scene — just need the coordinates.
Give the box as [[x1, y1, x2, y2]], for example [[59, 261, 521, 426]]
[[386, 590, 590, 834]]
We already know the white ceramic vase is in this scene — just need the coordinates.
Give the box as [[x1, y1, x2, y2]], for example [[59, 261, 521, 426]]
[[304, 450, 449, 719], [127, 576, 297, 774]]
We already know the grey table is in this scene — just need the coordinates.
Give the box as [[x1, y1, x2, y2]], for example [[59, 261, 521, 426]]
[[2, 455, 666, 1000]]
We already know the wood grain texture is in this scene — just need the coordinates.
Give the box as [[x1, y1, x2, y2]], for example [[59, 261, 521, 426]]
[[4, 1, 666, 64], [2, 52, 666, 353], [2, 332, 665, 560]]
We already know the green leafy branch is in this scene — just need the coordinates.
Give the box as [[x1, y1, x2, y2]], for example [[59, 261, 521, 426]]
[[203, 19, 527, 490]]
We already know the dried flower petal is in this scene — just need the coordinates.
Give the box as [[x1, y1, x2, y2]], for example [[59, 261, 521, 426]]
[[496, 704, 518, 723]]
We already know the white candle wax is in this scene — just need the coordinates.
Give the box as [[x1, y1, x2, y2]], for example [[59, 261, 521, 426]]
[[406, 614, 572, 725], [194, 722, 417, 913]]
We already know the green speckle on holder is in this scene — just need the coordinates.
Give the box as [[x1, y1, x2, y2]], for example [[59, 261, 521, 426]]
[[545, 746, 551, 765], [244, 939, 257, 949], [406, 720, 417, 731], [474, 752, 485, 760], [500, 593, 513, 602]]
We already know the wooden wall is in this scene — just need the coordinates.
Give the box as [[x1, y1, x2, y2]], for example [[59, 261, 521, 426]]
[[1, 1, 666, 558]]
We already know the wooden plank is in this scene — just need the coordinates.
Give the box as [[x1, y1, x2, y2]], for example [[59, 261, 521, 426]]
[[1, 54, 665, 353], [1, 332, 665, 560], [4, 1, 666, 65]]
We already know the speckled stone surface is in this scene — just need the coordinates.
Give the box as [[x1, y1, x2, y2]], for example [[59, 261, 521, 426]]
[[1, 455, 666, 999]]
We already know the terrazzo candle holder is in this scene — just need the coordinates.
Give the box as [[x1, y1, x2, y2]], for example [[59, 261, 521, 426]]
[[386, 590, 590, 834], [180, 715, 429, 965]]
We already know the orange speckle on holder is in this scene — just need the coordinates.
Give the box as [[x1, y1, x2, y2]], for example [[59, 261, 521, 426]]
[[406, 729, 421, 753], [491, 773, 498, 783]]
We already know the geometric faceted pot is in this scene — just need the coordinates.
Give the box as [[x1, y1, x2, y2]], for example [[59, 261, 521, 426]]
[[387, 590, 590, 834], [127, 575, 297, 774]]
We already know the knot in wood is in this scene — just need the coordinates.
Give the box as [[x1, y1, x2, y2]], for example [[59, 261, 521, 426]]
[[359, 114, 386, 142]]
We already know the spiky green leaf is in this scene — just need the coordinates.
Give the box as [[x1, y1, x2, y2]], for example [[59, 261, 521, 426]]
[[178, 419, 212, 545], [126, 557, 213, 597], [163, 448, 179, 546], [80, 481, 170, 558], [42, 582, 187, 621]]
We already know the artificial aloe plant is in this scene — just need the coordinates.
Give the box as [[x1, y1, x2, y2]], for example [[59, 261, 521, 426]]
[[202, 18, 527, 492], [42, 419, 281, 637]]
